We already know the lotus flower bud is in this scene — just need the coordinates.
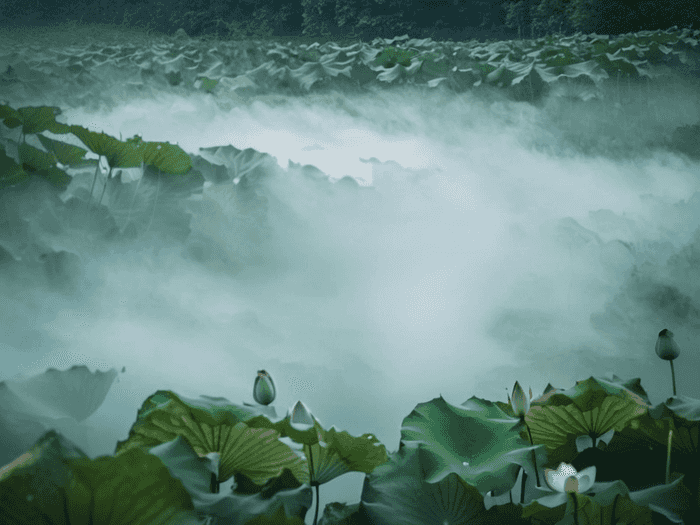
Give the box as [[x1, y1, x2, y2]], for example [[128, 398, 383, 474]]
[[510, 381, 531, 417], [253, 369, 276, 405], [290, 400, 314, 431], [655, 329, 680, 361]]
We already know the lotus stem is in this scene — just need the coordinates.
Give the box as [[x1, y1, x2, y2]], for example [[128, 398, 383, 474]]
[[570, 492, 579, 525], [666, 428, 673, 485], [526, 424, 541, 487], [144, 168, 161, 235], [313, 483, 320, 525], [309, 446, 319, 525], [126, 164, 144, 228], [611, 494, 621, 522], [669, 360, 677, 396], [97, 167, 112, 207], [87, 157, 101, 212]]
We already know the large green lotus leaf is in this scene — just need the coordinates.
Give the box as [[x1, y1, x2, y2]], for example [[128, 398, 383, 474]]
[[529, 375, 651, 408], [69, 125, 192, 174], [540, 47, 577, 69], [508, 59, 536, 84], [26, 191, 120, 257], [0, 146, 29, 187], [0, 365, 121, 479], [528, 476, 692, 524], [0, 104, 71, 136], [273, 420, 388, 486], [485, 63, 519, 86], [81, 161, 201, 241], [232, 407, 390, 487], [68, 125, 138, 167], [286, 63, 324, 91], [16, 141, 72, 190], [446, 67, 484, 92], [417, 53, 452, 78], [114, 390, 310, 487], [36, 132, 89, 166], [504, 61, 551, 101], [117, 390, 390, 492], [0, 430, 202, 525], [371, 46, 419, 68], [0, 103, 23, 129], [311, 426, 389, 483], [375, 58, 422, 83], [195, 144, 280, 188], [122, 137, 192, 176], [148, 435, 312, 525], [559, 60, 609, 84], [286, 61, 354, 91], [592, 52, 641, 78], [523, 483, 655, 523], [349, 60, 377, 85], [359, 440, 528, 525], [359, 440, 492, 525], [588, 36, 612, 56], [607, 35, 639, 55], [0, 365, 117, 423], [398, 395, 548, 498], [523, 376, 650, 452], [610, 395, 700, 457]]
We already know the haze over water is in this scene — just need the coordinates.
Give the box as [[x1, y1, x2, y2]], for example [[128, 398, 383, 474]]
[[2, 23, 700, 521]]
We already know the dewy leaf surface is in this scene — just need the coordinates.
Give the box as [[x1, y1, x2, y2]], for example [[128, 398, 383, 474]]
[[399, 395, 547, 498]]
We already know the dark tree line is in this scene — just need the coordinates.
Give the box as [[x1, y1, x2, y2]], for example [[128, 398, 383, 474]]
[[503, 0, 697, 40], [1, 0, 697, 42]]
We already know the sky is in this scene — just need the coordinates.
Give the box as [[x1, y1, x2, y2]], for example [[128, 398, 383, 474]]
[[2, 24, 700, 523]]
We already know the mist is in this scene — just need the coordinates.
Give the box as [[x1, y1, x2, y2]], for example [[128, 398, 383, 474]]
[[2, 41, 700, 520]]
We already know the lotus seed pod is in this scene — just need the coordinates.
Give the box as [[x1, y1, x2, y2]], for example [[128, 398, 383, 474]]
[[253, 369, 276, 405], [655, 329, 680, 361]]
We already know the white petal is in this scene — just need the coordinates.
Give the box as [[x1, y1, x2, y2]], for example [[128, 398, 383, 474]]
[[576, 466, 597, 492]]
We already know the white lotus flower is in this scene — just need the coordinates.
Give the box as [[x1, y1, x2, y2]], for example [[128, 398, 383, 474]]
[[544, 462, 596, 493]]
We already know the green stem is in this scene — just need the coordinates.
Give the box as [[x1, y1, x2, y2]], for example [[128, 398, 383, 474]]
[[144, 168, 160, 235], [666, 426, 673, 485], [97, 167, 112, 208], [87, 156, 101, 210], [314, 483, 320, 525], [308, 445, 319, 525], [571, 492, 579, 525], [126, 161, 144, 228], [611, 493, 620, 523], [669, 360, 677, 396], [526, 424, 540, 487]]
